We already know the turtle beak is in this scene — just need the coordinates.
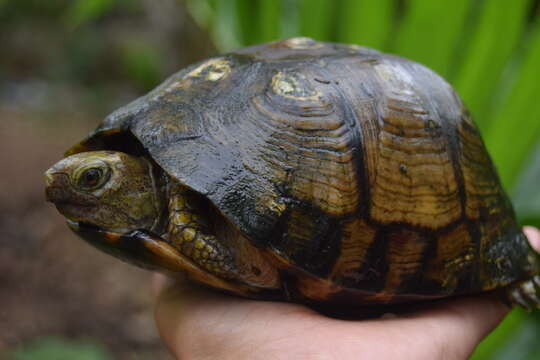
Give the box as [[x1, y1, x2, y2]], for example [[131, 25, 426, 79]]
[[44, 168, 70, 203]]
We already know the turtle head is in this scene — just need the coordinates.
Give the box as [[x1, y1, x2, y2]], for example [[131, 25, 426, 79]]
[[45, 151, 163, 234]]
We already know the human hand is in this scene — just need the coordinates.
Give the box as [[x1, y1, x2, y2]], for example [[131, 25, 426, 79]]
[[154, 227, 540, 360]]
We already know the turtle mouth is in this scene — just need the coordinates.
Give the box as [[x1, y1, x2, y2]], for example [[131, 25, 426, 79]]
[[67, 220, 136, 238], [53, 202, 97, 228], [67, 220, 128, 247], [67, 220, 106, 235]]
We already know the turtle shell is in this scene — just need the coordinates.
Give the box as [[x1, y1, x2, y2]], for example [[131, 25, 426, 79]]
[[67, 38, 539, 304]]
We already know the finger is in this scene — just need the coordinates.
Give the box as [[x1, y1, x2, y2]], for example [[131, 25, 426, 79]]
[[154, 282, 509, 359], [154, 280, 318, 359], [359, 294, 510, 359], [154, 281, 218, 358], [524, 226, 540, 253], [151, 272, 176, 298]]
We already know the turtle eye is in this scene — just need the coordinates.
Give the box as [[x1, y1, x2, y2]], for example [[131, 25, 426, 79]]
[[77, 167, 109, 190]]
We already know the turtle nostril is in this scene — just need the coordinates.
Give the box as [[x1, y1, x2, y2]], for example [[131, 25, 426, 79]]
[[44, 172, 70, 203]]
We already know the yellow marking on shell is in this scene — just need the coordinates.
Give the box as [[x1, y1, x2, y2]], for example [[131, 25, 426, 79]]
[[273, 74, 294, 93], [271, 72, 321, 101], [283, 37, 323, 49], [186, 58, 231, 81], [348, 44, 364, 51], [183, 227, 197, 242]]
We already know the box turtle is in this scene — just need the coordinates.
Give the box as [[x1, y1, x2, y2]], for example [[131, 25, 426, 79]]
[[45, 38, 540, 310]]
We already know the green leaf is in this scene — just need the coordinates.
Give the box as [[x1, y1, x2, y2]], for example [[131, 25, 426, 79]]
[[280, 0, 301, 39], [259, 0, 281, 42], [453, 0, 530, 130], [513, 140, 540, 220], [335, 0, 393, 50], [185, 0, 215, 30], [485, 14, 540, 188], [236, 0, 259, 45], [488, 315, 540, 360], [211, 0, 243, 51], [471, 309, 527, 360], [236, 0, 281, 45], [299, 0, 335, 41], [392, 0, 471, 78]]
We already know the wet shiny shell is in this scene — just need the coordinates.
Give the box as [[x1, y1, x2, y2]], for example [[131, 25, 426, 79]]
[[69, 38, 538, 304]]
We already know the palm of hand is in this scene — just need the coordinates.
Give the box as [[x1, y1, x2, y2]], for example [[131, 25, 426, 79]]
[[155, 227, 540, 360]]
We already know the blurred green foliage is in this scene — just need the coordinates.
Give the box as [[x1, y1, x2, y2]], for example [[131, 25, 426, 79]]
[[336, 0, 392, 50], [64, 0, 118, 29], [118, 41, 162, 90], [0, 0, 163, 93], [10, 337, 112, 360]]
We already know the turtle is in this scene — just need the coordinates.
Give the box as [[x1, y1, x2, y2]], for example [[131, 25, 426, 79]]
[[45, 37, 540, 311]]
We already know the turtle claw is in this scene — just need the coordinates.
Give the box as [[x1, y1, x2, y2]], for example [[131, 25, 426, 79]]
[[507, 279, 540, 311], [533, 275, 540, 288], [509, 287, 532, 311]]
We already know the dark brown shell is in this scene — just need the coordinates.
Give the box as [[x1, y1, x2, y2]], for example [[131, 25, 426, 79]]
[[68, 38, 540, 304]]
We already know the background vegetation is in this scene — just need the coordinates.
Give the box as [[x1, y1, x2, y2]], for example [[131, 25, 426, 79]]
[[1, 0, 539, 358]]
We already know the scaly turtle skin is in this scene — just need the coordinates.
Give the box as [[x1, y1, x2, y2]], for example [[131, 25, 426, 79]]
[[45, 38, 540, 310]]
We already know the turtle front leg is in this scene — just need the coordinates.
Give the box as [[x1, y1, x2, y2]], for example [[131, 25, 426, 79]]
[[166, 186, 237, 278], [506, 276, 540, 311]]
